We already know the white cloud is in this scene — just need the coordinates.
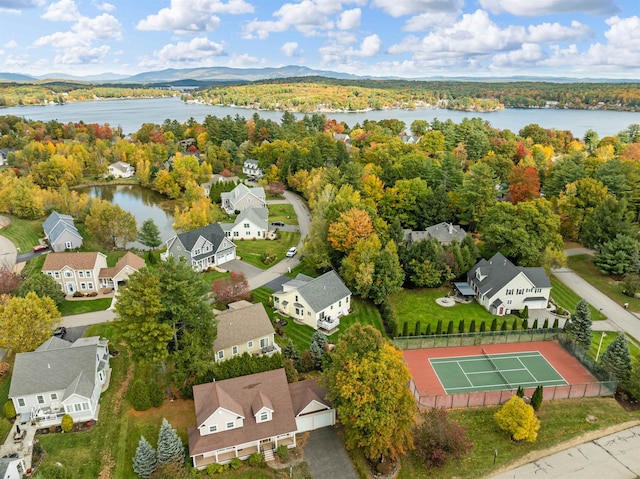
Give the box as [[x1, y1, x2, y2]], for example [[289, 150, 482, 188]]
[[3, 40, 18, 48], [137, 0, 253, 33], [2, 53, 29, 67], [41, 0, 80, 21], [227, 53, 259, 67], [480, 0, 619, 17], [139, 37, 226, 68], [492, 43, 546, 67], [320, 33, 382, 64], [53, 44, 110, 64], [93, 1, 115, 12], [337, 8, 361, 30], [0, 0, 45, 10], [403, 12, 461, 31], [281, 41, 299, 57], [75, 13, 123, 39], [372, 0, 462, 17], [526, 21, 592, 43]]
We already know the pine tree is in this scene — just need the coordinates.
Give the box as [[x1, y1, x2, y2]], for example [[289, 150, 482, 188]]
[[542, 318, 549, 329], [552, 318, 559, 329], [436, 319, 443, 335], [532, 319, 538, 329], [469, 319, 476, 333], [402, 321, 409, 336], [283, 340, 301, 370], [516, 386, 524, 398], [425, 323, 432, 335], [415, 321, 422, 336], [490, 318, 498, 331], [447, 320, 454, 334], [156, 419, 184, 466], [138, 219, 162, 250], [132, 436, 157, 479], [479, 321, 486, 333], [511, 318, 519, 331], [309, 331, 327, 370], [522, 319, 529, 330], [458, 319, 465, 334], [530, 385, 543, 411], [564, 299, 592, 350], [501, 320, 508, 331], [600, 334, 633, 382]]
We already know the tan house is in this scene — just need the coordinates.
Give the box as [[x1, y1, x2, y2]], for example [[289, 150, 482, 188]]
[[188, 369, 334, 468], [98, 252, 146, 291], [220, 184, 266, 214]]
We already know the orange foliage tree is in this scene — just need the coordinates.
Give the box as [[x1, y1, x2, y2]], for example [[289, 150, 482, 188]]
[[508, 165, 540, 204], [327, 207, 374, 253]]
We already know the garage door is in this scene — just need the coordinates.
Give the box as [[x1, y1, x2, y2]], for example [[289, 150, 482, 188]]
[[225, 252, 235, 262], [296, 410, 335, 432]]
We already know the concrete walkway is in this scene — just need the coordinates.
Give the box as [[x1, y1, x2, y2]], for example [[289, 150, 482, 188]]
[[0, 422, 37, 470]]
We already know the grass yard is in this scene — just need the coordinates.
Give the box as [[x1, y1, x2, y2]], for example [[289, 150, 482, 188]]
[[57, 297, 112, 316], [268, 203, 298, 225], [550, 275, 607, 321], [235, 232, 300, 270], [0, 216, 42, 252], [0, 368, 13, 442], [567, 255, 640, 312], [589, 330, 640, 362], [389, 288, 520, 335]]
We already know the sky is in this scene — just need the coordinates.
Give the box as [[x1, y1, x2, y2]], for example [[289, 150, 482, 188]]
[[0, 0, 638, 79]]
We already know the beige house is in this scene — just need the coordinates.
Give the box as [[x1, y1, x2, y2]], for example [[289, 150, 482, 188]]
[[99, 252, 146, 291], [213, 302, 280, 362]]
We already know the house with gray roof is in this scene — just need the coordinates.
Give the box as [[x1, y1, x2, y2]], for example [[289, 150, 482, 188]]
[[213, 302, 280, 362], [9, 336, 110, 427], [107, 161, 135, 178], [42, 211, 83, 252], [466, 252, 551, 316], [162, 223, 236, 270], [242, 159, 263, 178], [0, 457, 26, 479], [403, 222, 468, 246], [0, 148, 15, 166], [221, 208, 268, 240], [272, 270, 351, 332], [220, 183, 266, 214]]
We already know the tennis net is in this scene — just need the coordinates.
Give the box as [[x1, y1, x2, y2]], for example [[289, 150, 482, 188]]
[[482, 347, 512, 390]]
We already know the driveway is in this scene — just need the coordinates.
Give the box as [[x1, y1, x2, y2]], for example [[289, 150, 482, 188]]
[[61, 309, 115, 328], [303, 428, 358, 479], [220, 259, 264, 278]]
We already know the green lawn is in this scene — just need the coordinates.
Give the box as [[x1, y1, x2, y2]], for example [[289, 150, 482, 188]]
[[268, 203, 298, 225], [0, 216, 42, 252], [567, 255, 640, 312], [58, 298, 112, 316], [389, 288, 521, 335], [234, 232, 300, 270], [0, 367, 13, 443], [550, 275, 607, 321], [589, 330, 640, 362]]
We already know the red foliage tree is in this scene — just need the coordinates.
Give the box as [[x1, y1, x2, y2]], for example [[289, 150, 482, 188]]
[[0, 268, 22, 295], [508, 165, 540, 204], [211, 272, 250, 306]]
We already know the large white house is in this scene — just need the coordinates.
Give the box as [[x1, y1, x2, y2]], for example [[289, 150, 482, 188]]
[[466, 252, 552, 316], [107, 161, 135, 178], [221, 208, 268, 240], [188, 369, 334, 468], [162, 223, 237, 270], [9, 336, 110, 427], [242, 159, 263, 178], [220, 184, 266, 214]]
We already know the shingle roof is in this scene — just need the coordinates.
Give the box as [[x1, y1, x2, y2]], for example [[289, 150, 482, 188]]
[[189, 369, 298, 457], [175, 223, 227, 252], [43, 211, 81, 244], [234, 208, 268, 228], [288, 379, 331, 416], [43, 211, 74, 236], [42, 252, 104, 271], [99, 252, 145, 279], [213, 303, 275, 351], [279, 271, 351, 312], [109, 161, 132, 173]]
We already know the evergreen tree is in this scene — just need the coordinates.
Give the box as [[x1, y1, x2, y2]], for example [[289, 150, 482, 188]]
[[369, 241, 405, 305], [447, 320, 454, 334], [309, 331, 327, 370], [458, 319, 465, 334], [600, 334, 633, 382], [516, 386, 524, 398], [156, 419, 185, 466], [132, 436, 157, 479], [469, 319, 476, 333], [138, 219, 162, 250], [542, 318, 549, 329], [415, 321, 422, 336], [522, 305, 529, 319], [425, 323, 432, 335], [522, 319, 529, 330], [552, 318, 559, 329], [511, 318, 519, 331], [530, 385, 543, 411], [402, 322, 409, 336], [532, 319, 539, 329], [479, 321, 486, 333], [283, 340, 301, 371], [564, 299, 592, 350], [436, 319, 443, 335], [490, 318, 498, 331]]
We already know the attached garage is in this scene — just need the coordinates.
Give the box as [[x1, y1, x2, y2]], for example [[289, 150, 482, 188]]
[[296, 409, 335, 433], [289, 379, 335, 433]]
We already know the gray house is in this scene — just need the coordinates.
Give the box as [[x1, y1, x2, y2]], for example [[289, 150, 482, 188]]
[[9, 336, 110, 427], [162, 223, 237, 270], [242, 159, 263, 178], [220, 184, 266, 214], [221, 208, 268, 240], [403, 222, 468, 246], [43, 211, 83, 252]]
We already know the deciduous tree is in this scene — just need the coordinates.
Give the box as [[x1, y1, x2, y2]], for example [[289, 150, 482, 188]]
[[85, 198, 137, 249], [369, 240, 405, 305], [507, 165, 540, 204], [414, 408, 472, 468], [0, 292, 60, 353], [328, 207, 374, 253], [138, 219, 162, 250], [494, 396, 540, 442], [211, 272, 250, 306], [15, 272, 65, 306]]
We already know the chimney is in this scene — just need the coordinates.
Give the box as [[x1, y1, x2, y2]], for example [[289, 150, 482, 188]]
[[448, 223, 453, 235]]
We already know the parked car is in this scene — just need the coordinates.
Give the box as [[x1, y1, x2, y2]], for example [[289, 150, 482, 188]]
[[53, 326, 67, 339], [33, 244, 49, 252], [271, 221, 285, 227], [286, 247, 297, 258]]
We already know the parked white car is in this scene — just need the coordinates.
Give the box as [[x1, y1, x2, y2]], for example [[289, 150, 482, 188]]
[[286, 247, 297, 258]]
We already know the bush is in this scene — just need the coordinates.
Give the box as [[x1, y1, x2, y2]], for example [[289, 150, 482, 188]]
[[402, 321, 408, 337], [531, 385, 544, 411], [414, 408, 473, 468], [73, 291, 83, 297], [436, 320, 443, 335], [490, 318, 498, 331], [469, 320, 476, 333], [206, 463, 224, 474], [0, 362, 10, 377], [248, 452, 264, 467], [414, 320, 421, 336], [3, 400, 16, 419], [276, 444, 289, 461], [494, 396, 540, 442], [149, 380, 164, 408], [446, 320, 454, 335], [230, 457, 243, 470], [128, 379, 151, 411], [522, 305, 529, 319], [61, 414, 73, 433]]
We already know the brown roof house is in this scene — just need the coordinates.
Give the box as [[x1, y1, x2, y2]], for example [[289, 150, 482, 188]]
[[213, 302, 281, 362], [188, 369, 334, 468]]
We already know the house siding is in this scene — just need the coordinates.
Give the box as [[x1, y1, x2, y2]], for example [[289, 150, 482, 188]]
[[51, 229, 82, 252], [215, 334, 275, 362]]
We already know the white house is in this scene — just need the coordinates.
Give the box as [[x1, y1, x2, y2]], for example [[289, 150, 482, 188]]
[[221, 208, 268, 240], [242, 159, 263, 178], [220, 184, 266, 214], [403, 222, 468, 246], [466, 252, 552, 316], [272, 271, 352, 332], [107, 161, 135, 178], [98, 252, 146, 291], [162, 223, 236, 270], [9, 336, 110, 427], [42, 211, 83, 252], [188, 369, 334, 468], [0, 457, 26, 479]]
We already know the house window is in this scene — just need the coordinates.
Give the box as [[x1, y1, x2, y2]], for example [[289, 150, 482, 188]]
[[54, 272, 60, 279], [232, 346, 238, 355], [65, 241, 72, 248], [217, 351, 224, 360], [257, 231, 261, 237], [64, 271, 73, 278], [226, 232, 231, 237], [37, 395, 45, 405], [506, 289, 514, 295], [295, 295, 298, 302], [260, 411, 269, 422], [226, 421, 234, 429], [17, 398, 25, 407], [244, 223, 250, 228], [246, 231, 251, 236], [74, 403, 82, 412], [82, 403, 89, 411], [51, 393, 58, 401], [234, 231, 239, 237], [516, 289, 524, 295], [194, 248, 201, 255], [260, 338, 268, 348], [209, 425, 217, 433], [507, 300, 512, 305], [78, 271, 84, 278], [80, 282, 87, 290], [86, 271, 91, 278], [319, 311, 325, 319], [338, 300, 341, 307], [248, 341, 254, 348], [87, 282, 94, 290]]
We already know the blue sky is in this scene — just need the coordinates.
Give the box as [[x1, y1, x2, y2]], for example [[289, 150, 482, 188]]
[[0, 0, 638, 78]]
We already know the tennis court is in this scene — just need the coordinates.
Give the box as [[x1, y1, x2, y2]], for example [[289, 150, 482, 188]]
[[430, 349, 567, 394]]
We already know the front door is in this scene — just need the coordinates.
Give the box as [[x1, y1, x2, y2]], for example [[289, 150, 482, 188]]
[[67, 282, 75, 293]]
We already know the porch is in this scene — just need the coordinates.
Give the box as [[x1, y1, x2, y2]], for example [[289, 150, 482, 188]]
[[261, 343, 282, 357], [192, 434, 296, 468], [317, 316, 340, 334]]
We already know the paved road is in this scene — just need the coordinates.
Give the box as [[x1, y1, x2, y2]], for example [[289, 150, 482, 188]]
[[0, 234, 18, 271], [489, 423, 640, 479]]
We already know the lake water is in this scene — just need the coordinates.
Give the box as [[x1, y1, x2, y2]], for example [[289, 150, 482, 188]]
[[82, 184, 176, 249], [2, 96, 640, 138]]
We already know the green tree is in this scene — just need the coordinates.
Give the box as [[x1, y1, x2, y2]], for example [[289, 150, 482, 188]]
[[128, 380, 151, 411], [563, 299, 592, 351], [627, 354, 640, 400], [283, 340, 301, 371], [494, 396, 540, 442], [0, 292, 61, 354], [413, 408, 473, 468], [323, 324, 415, 464], [156, 418, 185, 466], [15, 272, 65, 306], [85, 198, 137, 249], [594, 234, 640, 275], [369, 241, 405, 305], [600, 334, 633, 382], [132, 436, 157, 479], [61, 414, 73, 432], [309, 331, 327, 370], [530, 385, 543, 411], [138, 218, 162, 250], [580, 197, 635, 250], [453, 162, 497, 230]]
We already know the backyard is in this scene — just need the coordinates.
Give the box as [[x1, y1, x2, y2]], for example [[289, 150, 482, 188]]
[[234, 231, 300, 270], [268, 204, 298, 225]]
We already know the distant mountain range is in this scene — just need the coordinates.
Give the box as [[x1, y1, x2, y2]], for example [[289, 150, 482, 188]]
[[0, 66, 638, 84]]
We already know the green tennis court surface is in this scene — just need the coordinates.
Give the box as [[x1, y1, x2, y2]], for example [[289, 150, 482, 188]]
[[430, 351, 567, 394]]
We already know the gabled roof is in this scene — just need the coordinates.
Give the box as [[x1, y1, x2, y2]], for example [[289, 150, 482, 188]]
[[277, 270, 351, 312], [109, 161, 133, 172], [221, 208, 268, 232], [189, 369, 298, 456], [243, 159, 259, 167], [43, 211, 74, 236], [99, 252, 145, 279], [9, 336, 108, 400], [221, 184, 266, 204], [43, 211, 81, 243], [213, 303, 275, 351], [174, 223, 229, 253], [251, 391, 274, 415], [288, 379, 331, 416], [403, 222, 467, 245], [42, 252, 105, 271]]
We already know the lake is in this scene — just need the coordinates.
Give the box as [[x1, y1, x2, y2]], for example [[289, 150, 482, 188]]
[[82, 184, 176, 249], [2, 96, 640, 138]]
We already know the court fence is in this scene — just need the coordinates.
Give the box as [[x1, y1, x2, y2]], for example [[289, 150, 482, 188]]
[[396, 329, 619, 409]]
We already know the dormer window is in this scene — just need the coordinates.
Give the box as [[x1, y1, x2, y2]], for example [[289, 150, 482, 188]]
[[226, 421, 234, 429], [209, 425, 217, 433], [260, 411, 269, 421]]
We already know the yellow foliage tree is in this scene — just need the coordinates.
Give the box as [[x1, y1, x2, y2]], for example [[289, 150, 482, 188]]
[[173, 197, 218, 232], [328, 207, 374, 253], [494, 396, 540, 442]]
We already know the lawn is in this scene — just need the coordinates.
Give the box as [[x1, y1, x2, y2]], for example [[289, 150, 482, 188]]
[[268, 203, 298, 225], [57, 297, 112, 316], [589, 330, 640, 362], [235, 232, 300, 270], [389, 288, 521, 335], [0, 367, 13, 443], [550, 275, 607, 321], [567, 255, 640, 312], [0, 216, 42, 252]]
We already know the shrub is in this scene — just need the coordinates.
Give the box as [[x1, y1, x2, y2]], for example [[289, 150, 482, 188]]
[[516, 386, 524, 398], [500, 320, 508, 331], [494, 396, 540, 442], [531, 385, 544, 411], [248, 452, 263, 467], [446, 320, 454, 335], [0, 362, 9, 377], [149, 380, 164, 408], [128, 379, 151, 411], [414, 408, 473, 468], [552, 318, 559, 328], [276, 445, 289, 461], [402, 322, 409, 337], [479, 321, 486, 333], [490, 318, 498, 331], [522, 319, 529, 329], [61, 414, 73, 432], [458, 319, 465, 334], [511, 318, 519, 331], [206, 463, 224, 474], [415, 320, 421, 336], [436, 319, 443, 335], [522, 305, 529, 319], [73, 291, 83, 297], [469, 320, 476, 333], [230, 457, 243, 470], [543, 318, 549, 329], [425, 323, 432, 335], [3, 400, 16, 419]]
